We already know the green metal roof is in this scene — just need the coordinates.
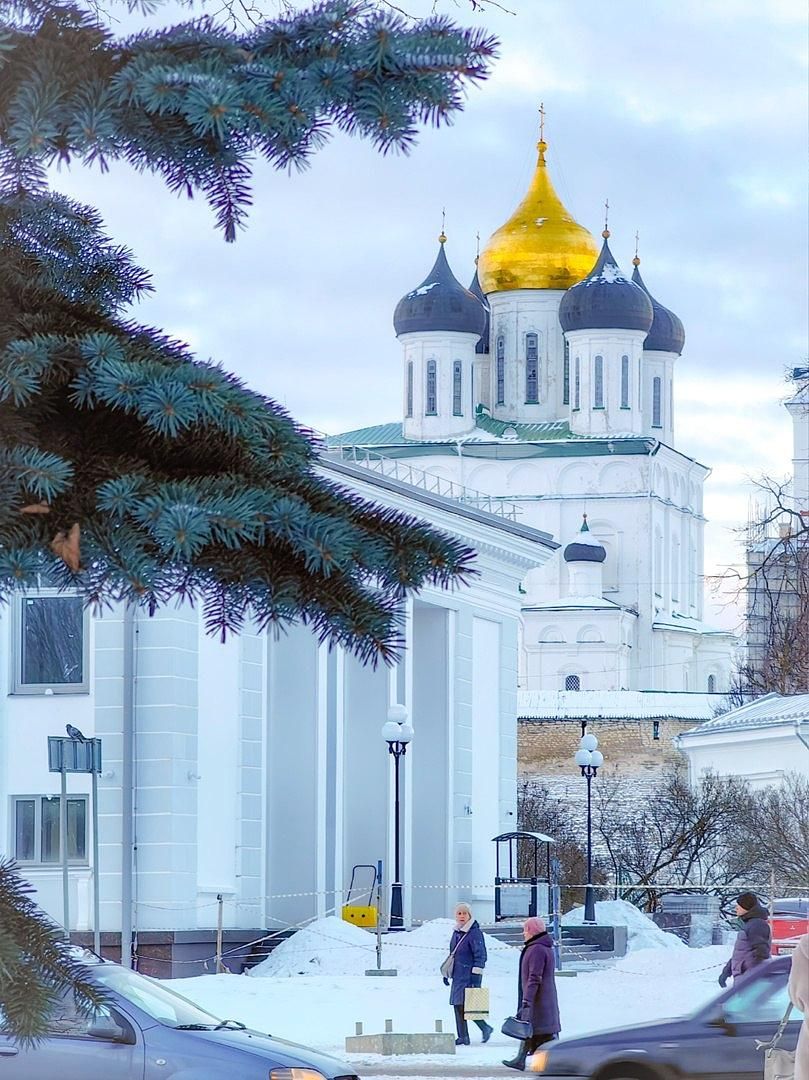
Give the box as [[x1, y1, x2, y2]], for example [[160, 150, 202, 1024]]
[[473, 413, 579, 441]]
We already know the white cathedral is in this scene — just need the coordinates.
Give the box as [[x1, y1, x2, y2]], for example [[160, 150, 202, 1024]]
[[332, 130, 737, 695]]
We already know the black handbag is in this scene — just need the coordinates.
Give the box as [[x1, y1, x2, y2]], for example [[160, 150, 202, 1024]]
[[501, 1015, 532, 1041]]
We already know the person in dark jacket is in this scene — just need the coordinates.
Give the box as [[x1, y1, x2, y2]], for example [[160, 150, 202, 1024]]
[[443, 903, 493, 1046], [719, 891, 772, 987], [503, 916, 561, 1072]]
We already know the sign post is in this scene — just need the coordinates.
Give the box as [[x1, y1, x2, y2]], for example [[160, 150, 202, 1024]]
[[48, 736, 103, 953]]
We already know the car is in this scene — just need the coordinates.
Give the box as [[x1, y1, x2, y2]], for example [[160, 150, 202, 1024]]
[[0, 954, 359, 1080], [771, 897, 809, 956], [529, 955, 802, 1079]]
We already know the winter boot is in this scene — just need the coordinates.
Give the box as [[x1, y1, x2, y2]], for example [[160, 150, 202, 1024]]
[[479, 1021, 494, 1043], [502, 1041, 529, 1071]]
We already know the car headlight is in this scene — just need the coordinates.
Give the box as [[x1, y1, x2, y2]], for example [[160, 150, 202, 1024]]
[[529, 1050, 548, 1073], [270, 1071, 327, 1080]]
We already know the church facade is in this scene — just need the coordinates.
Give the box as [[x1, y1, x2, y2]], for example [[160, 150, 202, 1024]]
[[331, 130, 737, 696]]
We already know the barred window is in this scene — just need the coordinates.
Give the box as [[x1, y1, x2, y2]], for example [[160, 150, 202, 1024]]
[[496, 335, 505, 405], [405, 360, 413, 418], [525, 333, 539, 404], [563, 341, 570, 405], [573, 356, 581, 411], [593, 355, 604, 408], [426, 359, 437, 415], [452, 361, 463, 416], [621, 355, 630, 408], [652, 376, 662, 428], [564, 674, 581, 691]]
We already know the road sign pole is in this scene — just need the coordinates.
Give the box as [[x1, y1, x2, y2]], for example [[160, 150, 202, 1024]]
[[92, 765, 101, 956]]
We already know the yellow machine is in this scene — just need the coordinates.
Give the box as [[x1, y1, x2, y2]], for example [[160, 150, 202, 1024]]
[[341, 864, 378, 927]]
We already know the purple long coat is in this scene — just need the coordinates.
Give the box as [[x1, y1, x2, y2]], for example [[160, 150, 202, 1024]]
[[518, 933, 561, 1036]]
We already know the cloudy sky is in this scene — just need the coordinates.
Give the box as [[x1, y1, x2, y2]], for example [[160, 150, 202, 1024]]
[[56, 0, 808, 626]]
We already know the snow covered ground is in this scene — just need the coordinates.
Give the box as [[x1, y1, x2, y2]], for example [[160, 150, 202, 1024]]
[[166, 908, 731, 1071]]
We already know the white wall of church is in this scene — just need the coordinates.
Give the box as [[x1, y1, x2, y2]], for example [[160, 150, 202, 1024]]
[[487, 290, 567, 422], [399, 330, 479, 441]]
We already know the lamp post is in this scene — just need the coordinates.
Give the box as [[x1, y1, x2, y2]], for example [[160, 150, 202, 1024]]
[[574, 727, 604, 925], [382, 704, 413, 931]]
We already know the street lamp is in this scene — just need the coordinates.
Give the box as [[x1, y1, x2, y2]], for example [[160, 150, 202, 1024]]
[[574, 726, 604, 925], [382, 704, 413, 930]]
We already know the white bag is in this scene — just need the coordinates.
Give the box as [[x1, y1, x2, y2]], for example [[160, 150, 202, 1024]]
[[759, 1004, 796, 1080]]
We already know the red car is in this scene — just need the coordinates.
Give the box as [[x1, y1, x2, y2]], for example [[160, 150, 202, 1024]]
[[771, 897, 809, 955]]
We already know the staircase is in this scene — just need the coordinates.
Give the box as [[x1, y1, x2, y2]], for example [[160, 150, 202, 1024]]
[[241, 929, 297, 972], [559, 928, 603, 959]]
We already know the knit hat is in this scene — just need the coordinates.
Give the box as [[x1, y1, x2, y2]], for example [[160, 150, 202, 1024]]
[[524, 917, 546, 937], [736, 891, 758, 911]]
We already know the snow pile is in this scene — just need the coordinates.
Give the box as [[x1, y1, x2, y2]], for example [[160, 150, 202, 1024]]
[[251, 916, 517, 979], [563, 899, 687, 952]]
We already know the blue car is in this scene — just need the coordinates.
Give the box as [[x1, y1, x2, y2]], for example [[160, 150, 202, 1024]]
[[530, 956, 802, 1079], [0, 956, 359, 1080]]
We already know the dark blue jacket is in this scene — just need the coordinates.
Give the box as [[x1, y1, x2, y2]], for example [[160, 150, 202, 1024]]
[[722, 902, 771, 980], [448, 921, 487, 1006]]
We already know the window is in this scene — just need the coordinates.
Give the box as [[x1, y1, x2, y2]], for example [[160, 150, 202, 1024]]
[[573, 357, 581, 410], [564, 674, 581, 691], [723, 971, 802, 1024], [563, 341, 570, 405], [425, 359, 437, 415], [593, 355, 604, 408], [496, 335, 505, 405], [525, 333, 539, 404], [621, 355, 630, 408], [652, 720, 660, 741], [452, 361, 463, 416], [13, 795, 88, 865], [669, 382, 674, 432], [652, 376, 662, 428], [405, 361, 413, 418], [707, 674, 716, 693], [14, 594, 87, 694]]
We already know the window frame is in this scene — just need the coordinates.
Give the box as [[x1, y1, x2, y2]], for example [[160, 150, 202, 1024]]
[[12, 794, 90, 867], [425, 358, 438, 416], [452, 360, 463, 416], [652, 375, 663, 429], [11, 591, 90, 695], [495, 335, 505, 405], [405, 360, 414, 418], [562, 341, 570, 405], [593, 355, 604, 409], [524, 332, 539, 404], [620, 354, 630, 409], [564, 674, 582, 691]]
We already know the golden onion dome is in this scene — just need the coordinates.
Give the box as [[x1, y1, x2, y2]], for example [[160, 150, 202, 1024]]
[[478, 139, 599, 294]]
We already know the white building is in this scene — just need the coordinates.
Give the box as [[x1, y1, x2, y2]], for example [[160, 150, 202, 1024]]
[[676, 693, 809, 787], [331, 129, 737, 695], [0, 456, 555, 973]]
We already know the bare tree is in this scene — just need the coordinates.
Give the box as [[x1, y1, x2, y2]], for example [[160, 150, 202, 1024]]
[[746, 774, 809, 890], [594, 768, 756, 912], [517, 779, 608, 913]]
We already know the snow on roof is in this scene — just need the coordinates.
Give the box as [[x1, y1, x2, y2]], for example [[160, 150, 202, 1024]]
[[679, 693, 809, 738], [518, 689, 718, 722], [523, 595, 623, 611], [652, 612, 736, 637]]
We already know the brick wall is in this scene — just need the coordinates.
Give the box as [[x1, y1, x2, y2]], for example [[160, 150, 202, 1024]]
[[518, 717, 695, 779]]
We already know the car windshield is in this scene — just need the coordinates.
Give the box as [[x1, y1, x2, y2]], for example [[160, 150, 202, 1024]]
[[94, 965, 222, 1029], [722, 970, 804, 1024]]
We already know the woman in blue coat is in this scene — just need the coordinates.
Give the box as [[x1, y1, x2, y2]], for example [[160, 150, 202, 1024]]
[[443, 903, 494, 1046]]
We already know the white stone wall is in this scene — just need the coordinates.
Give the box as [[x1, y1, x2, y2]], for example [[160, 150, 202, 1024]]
[[399, 330, 479, 441], [679, 726, 809, 788], [563, 328, 646, 437], [486, 290, 567, 422]]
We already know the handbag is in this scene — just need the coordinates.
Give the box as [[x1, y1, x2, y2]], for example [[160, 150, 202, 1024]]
[[464, 987, 490, 1020], [756, 1003, 796, 1080], [501, 1015, 533, 1041], [439, 935, 465, 980]]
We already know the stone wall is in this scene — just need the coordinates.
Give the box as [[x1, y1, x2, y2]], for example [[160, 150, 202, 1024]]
[[518, 717, 694, 779]]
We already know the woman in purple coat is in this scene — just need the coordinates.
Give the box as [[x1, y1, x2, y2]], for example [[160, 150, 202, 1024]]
[[503, 917, 561, 1072]]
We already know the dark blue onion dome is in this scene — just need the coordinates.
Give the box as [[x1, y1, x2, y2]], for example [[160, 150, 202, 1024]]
[[631, 258, 685, 354], [394, 234, 487, 338], [559, 231, 653, 334], [468, 261, 490, 354], [563, 515, 607, 563]]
